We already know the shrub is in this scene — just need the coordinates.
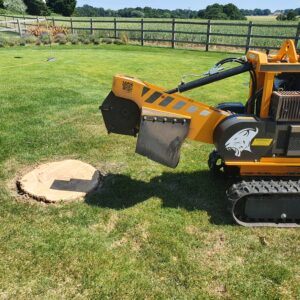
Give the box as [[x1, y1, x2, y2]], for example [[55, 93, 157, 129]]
[[114, 39, 124, 45], [28, 24, 69, 37], [88, 35, 96, 43], [120, 32, 129, 45], [67, 34, 79, 45], [82, 38, 90, 45], [93, 38, 100, 45], [54, 33, 67, 45], [3, 0, 26, 14], [102, 38, 112, 44], [19, 38, 26, 46], [7, 38, 18, 47], [35, 39, 41, 46], [40, 33, 52, 45], [78, 35, 87, 43], [89, 35, 101, 45], [0, 37, 7, 48], [78, 35, 90, 44], [23, 34, 37, 44]]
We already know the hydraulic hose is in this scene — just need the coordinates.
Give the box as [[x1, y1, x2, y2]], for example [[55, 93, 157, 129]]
[[166, 62, 252, 94]]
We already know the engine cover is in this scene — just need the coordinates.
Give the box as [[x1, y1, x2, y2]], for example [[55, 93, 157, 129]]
[[214, 116, 276, 161]]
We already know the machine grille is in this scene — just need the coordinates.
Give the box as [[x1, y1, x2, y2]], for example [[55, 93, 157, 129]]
[[270, 91, 300, 121]]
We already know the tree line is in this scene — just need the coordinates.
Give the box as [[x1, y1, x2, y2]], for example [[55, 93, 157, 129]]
[[74, 4, 300, 21], [276, 8, 300, 21], [75, 4, 247, 20], [0, 1, 298, 21], [0, 0, 77, 16]]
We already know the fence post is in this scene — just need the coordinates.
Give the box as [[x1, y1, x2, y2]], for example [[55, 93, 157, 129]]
[[17, 19, 22, 37], [12, 16, 15, 29], [141, 18, 144, 46], [90, 18, 93, 35], [114, 18, 117, 39], [206, 20, 211, 51], [4, 15, 7, 28], [23, 15, 26, 32], [245, 21, 253, 53], [295, 22, 300, 49], [36, 17, 39, 26], [171, 18, 176, 49], [52, 17, 55, 27], [70, 17, 73, 34]]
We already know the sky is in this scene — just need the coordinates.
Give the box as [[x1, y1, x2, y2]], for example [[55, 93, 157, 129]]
[[76, 0, 299, 11]]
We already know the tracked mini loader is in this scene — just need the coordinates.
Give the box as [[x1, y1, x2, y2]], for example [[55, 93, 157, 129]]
[[100, 40, 300, 227]]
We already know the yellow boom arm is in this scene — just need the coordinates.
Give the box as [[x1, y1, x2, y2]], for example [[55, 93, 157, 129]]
[[111, 75, 229, 144]]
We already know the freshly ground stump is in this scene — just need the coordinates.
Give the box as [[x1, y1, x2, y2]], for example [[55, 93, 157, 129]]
[[17, 160, 101, 203]]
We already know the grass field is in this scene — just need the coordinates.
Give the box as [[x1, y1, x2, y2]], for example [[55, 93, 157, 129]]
[[0, 14, 299, 50], [1, 44, 300, 299]]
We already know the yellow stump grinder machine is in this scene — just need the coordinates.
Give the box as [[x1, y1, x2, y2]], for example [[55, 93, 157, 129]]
[[100, 40, 300, 227]]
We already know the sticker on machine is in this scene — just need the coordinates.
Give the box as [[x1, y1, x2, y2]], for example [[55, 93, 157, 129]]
[[225, 128, 259, 157]]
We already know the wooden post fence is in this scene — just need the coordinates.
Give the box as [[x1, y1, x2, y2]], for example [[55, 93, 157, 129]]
[[17, 19, 22, 37], [70, 18, 74, 34], [171, 18, 176, 48], [245, 21, 253, 53], [206, 20, 211, 51], [114, 18, 117, 39], [90, 18, 93, 35], [23, 15, 26, 31], [141, 18, 144, 46], [295, 22, 300, 48], [0, 14, 299, 53]]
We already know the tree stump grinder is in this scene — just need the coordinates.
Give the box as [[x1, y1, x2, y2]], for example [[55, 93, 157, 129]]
[[101, 40, 300, 227]]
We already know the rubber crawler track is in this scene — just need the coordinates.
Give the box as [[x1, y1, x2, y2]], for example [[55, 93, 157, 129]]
[[227, 180, 300, 227]]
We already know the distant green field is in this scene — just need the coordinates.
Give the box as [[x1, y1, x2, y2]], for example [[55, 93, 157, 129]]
[[0, 15, 298, 50], [246, 15, 278, 22]]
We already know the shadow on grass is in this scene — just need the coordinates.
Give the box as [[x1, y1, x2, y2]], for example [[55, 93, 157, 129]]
[[85, 170, 233, 225]]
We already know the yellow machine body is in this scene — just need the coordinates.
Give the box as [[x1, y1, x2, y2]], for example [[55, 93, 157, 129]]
[[107, 40, 300, 176], [101, 40, 300, 227]]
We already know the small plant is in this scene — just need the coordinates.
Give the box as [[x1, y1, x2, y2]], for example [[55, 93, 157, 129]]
[[102, 38, 112, 44], [28, 23, 69, 37], [82, 38, 90, 45], [0, 37, 7, 48], [88, 35, 96, 43], [114, 39, 124, 45], [40, 33, 52, 45], [35, 39, 42, 46], [7, 38, 18, 47], [120, 32, 129, 45], [23, 34, 37, 44], [78, 35, 87, 43], [68, 34, 79, 45], [93, 38, 100, 45], [54, 33, 67, 45], [19, 38, 26, 46]]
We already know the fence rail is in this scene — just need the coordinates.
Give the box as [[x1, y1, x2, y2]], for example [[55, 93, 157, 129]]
[[0, 14, 299, 52]]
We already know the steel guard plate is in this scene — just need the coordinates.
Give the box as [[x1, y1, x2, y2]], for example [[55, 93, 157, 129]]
[[136, 116, 190, 168]]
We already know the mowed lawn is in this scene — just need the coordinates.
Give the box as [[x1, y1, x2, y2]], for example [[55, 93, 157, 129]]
[[0, 44, 299, 299]]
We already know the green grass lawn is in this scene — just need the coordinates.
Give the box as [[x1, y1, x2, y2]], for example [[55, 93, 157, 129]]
[[0, 44, 300, 299]]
